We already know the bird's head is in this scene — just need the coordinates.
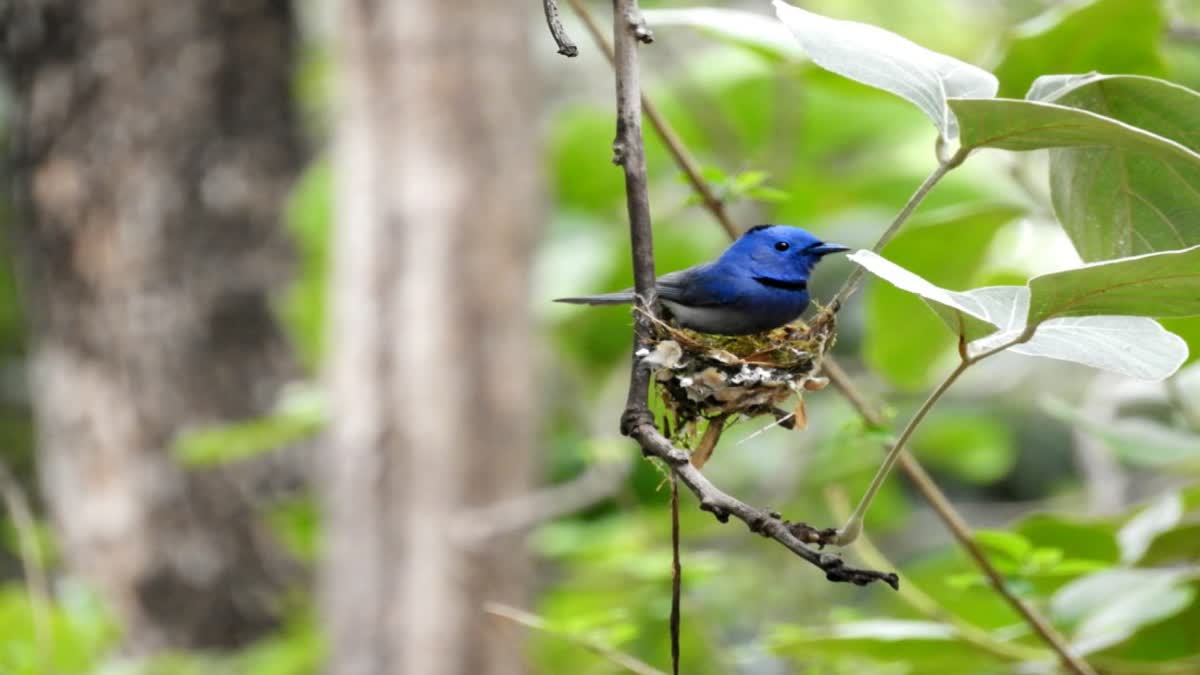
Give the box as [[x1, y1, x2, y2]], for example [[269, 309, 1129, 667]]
[[722, 225, 849, 283]]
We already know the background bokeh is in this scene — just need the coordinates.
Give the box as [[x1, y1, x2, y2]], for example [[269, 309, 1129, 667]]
[[1, 0, 1200, 673]]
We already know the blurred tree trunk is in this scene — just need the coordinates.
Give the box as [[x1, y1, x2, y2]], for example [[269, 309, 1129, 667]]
[[323, 1, 539, 674], [1, 0, 301, 651]]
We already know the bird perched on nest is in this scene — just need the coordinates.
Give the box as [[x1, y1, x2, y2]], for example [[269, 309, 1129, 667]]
[[556, 225, 849, 335]]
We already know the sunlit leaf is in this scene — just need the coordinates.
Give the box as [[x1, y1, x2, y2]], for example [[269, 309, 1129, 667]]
[[980, 314, 1189, 381], [1139, 522, 1200, 566], [973, 530, 1033, 566], [172, 383, 326, 467], [773, 1, 997, 139], [282, 159, 333, 370], [1118, 492, 1183, 564], [643, 8, 803, 61], [848, 250, 1008, 340], [1053, 569, 1197, 655], [850, 250, 1190, 379], [768, 620, 1006, 671]]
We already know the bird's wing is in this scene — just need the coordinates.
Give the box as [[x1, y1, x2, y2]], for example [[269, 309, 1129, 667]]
[[556, 265, 738, 308], [656, 265, 738, 307]]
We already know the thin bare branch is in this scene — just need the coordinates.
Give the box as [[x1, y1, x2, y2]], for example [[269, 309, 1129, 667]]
[[542, 0, 579, 57], [625, 417, 899, 588]]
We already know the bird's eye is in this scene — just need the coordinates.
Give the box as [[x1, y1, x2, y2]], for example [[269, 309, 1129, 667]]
[[774, 241, 790, 252]]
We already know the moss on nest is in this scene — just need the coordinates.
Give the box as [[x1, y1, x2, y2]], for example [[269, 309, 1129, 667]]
[[638, 307, 837, 445]]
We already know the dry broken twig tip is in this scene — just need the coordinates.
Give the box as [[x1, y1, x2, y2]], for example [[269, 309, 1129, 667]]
[[542, 0, 579, 57]]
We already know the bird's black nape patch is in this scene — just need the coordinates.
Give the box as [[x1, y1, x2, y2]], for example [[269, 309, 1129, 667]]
[[743, 224, 775, 236]]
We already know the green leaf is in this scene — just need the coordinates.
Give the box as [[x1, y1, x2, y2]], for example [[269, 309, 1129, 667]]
[[282, 159, 332, 370], [1161, 316, 1200, 366], [864, 205, 1019, 389], [173, 383, 326, 467], [1117, 492, 1183, 563], [993, 0, 1165, 99], [1037, 75, 1200, 260], [1139, 522, 1200, 566], [949, 98, 1200, 165], [913, 413, 1016, 484], [973, 530, 1033, 566], [975, 312, 1188, 381], [1053, 570, 1197, 655], [768, 620, 1006, 672], [772, 1, 997, 139], [850, 250, 1190, 379], [642, 8, 803, 61], [1042, 396, 1200, 466], [1025, 245, 1200, 324]]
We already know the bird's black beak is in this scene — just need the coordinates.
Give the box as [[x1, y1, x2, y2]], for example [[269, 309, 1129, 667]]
[[810, 243, 851, 257]]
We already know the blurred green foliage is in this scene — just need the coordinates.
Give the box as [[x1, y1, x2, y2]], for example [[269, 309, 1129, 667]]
[[0, 0, 1199, 673]]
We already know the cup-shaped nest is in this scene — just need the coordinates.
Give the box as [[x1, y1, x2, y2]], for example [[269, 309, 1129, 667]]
[[637, 308, 837, 440]]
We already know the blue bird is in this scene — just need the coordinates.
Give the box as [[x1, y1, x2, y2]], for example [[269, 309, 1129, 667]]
[[556, 225, 849, 335]]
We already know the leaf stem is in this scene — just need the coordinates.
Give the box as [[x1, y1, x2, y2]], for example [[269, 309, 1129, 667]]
[[834, 356, 969, 545], [830, 143, 969, 310], [835, 330, 1029, 545]]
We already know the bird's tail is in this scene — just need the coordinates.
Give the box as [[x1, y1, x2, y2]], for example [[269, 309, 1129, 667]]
[[554, 291, 635, 305]]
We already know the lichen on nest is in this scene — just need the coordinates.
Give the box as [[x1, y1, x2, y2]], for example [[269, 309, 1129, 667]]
[[636, 307, 837, 447]]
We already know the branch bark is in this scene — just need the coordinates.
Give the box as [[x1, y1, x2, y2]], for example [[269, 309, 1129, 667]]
[[607, 0, 896, 589]]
